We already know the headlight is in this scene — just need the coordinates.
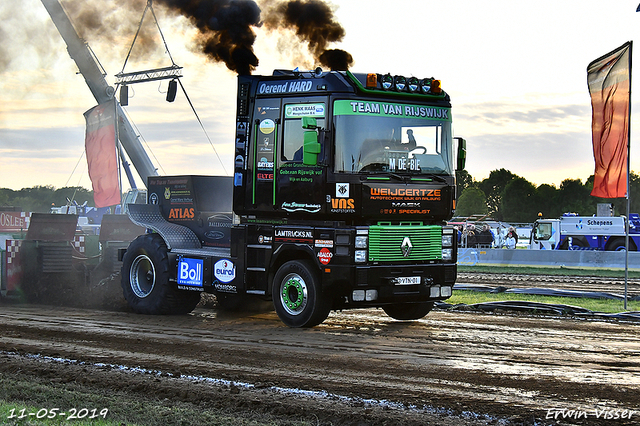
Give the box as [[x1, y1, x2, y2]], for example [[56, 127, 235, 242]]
[[355, 250, 367, 263], [394, 75, 406, 91], [381, 74, 393, 90], [355, 235, 368, 249], [420, 78, 433, 94], [408, 77, 419, 92], [441, 248, 452, 261], [442, 235, 453, 247]]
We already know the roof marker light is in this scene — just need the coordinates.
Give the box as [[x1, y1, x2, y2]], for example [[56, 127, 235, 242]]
[[430, 79, 442, 94], [366, 73, 377, 88]]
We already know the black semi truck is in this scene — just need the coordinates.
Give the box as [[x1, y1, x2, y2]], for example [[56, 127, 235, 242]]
[[122, 69, 466, 327]]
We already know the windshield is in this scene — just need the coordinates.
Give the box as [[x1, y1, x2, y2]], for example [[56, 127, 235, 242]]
[[333, 100, 453, 174], [534, 222, 553, 240]]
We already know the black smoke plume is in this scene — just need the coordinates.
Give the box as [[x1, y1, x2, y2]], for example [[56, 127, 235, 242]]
[[61, 0, 353, 75], [262, 0, 353, 70], [156, 0, 261, 75]]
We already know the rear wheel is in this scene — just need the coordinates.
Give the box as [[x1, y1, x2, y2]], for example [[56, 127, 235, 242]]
[[383, 302, 434, 321], [272, 260, 330, 328], [607, 238, 636, 251], [121, 234, 201, 315]]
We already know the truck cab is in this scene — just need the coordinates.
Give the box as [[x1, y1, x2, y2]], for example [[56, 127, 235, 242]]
[[530, 213, 640, 251], [122, 69, 466, 327]]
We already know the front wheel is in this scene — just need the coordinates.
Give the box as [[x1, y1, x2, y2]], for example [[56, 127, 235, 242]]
[[121, 234, 201, 315], [383, 302, 434, 321], [272, 260, 330, 328]]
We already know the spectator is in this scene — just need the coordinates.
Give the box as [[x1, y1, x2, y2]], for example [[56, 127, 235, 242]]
[[465, 224, 477, 248], [477, 224, 494, 248], [505, 226, 518, 249]]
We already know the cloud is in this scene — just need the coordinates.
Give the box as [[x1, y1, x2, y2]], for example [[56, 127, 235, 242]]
[[467, 131, 595, 186], [0, 127, 85, 158], [458, 102, 589, 126]]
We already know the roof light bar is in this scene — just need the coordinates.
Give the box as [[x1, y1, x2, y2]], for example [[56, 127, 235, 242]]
[[361, 72, 443, 94]]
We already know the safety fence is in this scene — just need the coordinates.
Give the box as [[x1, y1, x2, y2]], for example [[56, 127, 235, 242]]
[[458, 247, 640, 270]]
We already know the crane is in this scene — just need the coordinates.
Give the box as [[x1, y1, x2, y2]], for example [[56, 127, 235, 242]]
[[40, 0, 158, 189]]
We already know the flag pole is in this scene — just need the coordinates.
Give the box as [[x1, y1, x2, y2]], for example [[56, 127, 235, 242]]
[[625, 41, 633, 311]]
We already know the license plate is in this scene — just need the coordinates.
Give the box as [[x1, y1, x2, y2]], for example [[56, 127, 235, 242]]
[[394, 276, 421, 285]]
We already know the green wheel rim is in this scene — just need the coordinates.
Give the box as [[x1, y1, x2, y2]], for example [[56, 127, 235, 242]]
[[280, 273, 308, 316]]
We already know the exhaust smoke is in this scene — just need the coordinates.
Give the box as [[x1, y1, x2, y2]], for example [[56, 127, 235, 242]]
[[56, 0, 353, 75]]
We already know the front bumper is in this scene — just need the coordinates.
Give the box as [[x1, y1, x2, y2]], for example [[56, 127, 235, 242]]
[[329, 262, 456, 308]]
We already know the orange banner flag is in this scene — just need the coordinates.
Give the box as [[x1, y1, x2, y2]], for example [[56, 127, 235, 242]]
[[587, 42, 631, 199], [84, 100, 121, 208]]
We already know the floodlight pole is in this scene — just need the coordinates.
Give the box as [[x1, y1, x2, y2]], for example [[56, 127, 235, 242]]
[[625, 41, 633, 311]]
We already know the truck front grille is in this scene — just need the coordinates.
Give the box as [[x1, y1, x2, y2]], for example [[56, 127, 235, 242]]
[[368, 225, 442, 262]]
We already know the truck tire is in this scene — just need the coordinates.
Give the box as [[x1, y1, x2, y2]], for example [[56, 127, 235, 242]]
[[121, 234, 201, 315], [383, 302, 434, 321], [607, 238, 636, 251], [272, 260, 330, 328]]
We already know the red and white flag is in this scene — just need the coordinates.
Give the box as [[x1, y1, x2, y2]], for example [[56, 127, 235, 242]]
[[587, 42, 631, 198], [84, 100, 121, 207]]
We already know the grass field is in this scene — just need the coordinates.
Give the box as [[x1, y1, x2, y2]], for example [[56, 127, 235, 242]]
[[455, 265, 640, 313], [447, 290, 640, 313]]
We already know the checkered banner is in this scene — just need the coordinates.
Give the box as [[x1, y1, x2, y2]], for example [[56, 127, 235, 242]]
[[5, 239, 23, 292]]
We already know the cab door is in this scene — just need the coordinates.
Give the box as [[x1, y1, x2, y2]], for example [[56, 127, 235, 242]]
[[275, 100, 327, 216], [250, 98, 280, 211]]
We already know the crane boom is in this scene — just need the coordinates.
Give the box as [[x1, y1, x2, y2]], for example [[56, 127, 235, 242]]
[[40, 0, 158, 186]]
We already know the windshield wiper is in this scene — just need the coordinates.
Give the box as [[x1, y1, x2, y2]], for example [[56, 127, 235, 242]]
[[415, 173, 447, 183]]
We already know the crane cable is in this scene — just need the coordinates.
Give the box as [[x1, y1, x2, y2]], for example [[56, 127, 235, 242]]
[[119, 0, 228, 175], [177, 78, 228, 175], [120, 0, 176, 73]]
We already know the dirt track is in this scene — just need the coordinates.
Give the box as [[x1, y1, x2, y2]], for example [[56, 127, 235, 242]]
[[0, 293, 639, 425]]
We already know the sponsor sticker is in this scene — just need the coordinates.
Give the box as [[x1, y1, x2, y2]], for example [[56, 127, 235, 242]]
[[178, 258, 203, 287], [285, 103, 325, 118], [315, 239, 334, 248], [275, 229, 313, 240], [214, 259, 236, 283], [317, 248, 333, 265], [259, 119, 275, 134], [336, 183, 349, 198]]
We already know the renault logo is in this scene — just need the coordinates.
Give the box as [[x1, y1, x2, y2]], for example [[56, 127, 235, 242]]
[[401, 236, 413, 257]]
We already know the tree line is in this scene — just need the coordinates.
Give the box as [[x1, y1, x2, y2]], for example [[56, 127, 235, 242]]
[[0, 186, 94, 213], [455, 169, 640, 223], [2, 171, 638, 223]]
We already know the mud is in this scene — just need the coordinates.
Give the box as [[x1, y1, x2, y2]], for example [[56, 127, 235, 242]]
[[0, 293, 639, 425]]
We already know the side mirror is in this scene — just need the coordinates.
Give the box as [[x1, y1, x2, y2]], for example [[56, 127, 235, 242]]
[[303, 130, 321, 165], [302, 116, 318, 130], [302, 117, 321, 165], [454, 137, 466, 171]]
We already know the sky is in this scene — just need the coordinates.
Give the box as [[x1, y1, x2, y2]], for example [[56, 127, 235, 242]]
[[2, 0, 640, 193]]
